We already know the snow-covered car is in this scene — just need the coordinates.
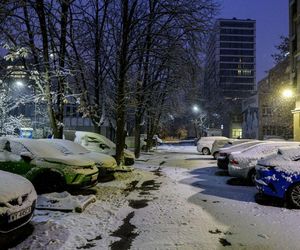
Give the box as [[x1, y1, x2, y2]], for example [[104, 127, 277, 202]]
[[67, 131, 135, 166], [228, 142, 300, 184], [125, 135, 147, 150], [211, 139, 251, 159], [39, 139, 118, 175], [0, 138, 99, 193], [255, 146, 300, 208], [0, 170, 37, 233], [217, 140, 263, 169], [196, 136, 228, 155]]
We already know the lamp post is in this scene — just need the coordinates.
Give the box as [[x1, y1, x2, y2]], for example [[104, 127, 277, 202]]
[[192, 105, 200, 138]]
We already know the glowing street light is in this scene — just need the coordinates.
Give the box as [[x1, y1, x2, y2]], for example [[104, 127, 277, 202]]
[[282, 88, 293, 98], [15, 81, 24, 87], [192, 105, 199, 113]]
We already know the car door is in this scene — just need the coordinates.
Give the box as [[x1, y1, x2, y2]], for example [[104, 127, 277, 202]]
[[0, 141, 33, 176]]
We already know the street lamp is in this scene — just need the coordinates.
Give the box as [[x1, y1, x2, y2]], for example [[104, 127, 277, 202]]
[[192, 105, 199, 113], [15, 80, 24, 87], [282, 88, 293, 98]]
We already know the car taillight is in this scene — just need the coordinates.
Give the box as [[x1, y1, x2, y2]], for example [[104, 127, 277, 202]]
[[230, 159, 239, 165]]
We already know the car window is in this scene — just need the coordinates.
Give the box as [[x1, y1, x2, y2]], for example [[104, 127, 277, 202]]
[[10, 141, 31, 155], [87, 136, 100, 143]]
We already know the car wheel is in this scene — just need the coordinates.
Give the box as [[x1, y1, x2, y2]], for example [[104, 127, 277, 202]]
[[33, 171, 65, 194], [124, 158, 134, 166], [124, 144, 128, 149], [213, 152, 219, 159], [247, 169, 256, 186], [287, 183, 300, 208], [141, 145, 147, 151], [202, 147, 210, 155]]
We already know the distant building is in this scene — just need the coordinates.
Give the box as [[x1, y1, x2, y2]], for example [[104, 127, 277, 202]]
[[258, 57, 293, 140], [290, 0, 300, 140], [242, 95, 258, 139], [204, 18, 256, 138]]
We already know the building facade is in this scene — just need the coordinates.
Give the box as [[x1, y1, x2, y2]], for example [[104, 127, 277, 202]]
[[258, 57, 294, 140], [290, 0, 300, 140], [204, 18, 256, 138]]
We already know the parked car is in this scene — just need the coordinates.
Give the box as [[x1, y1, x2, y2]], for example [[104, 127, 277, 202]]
[[211, 139, 252, 159], [125, 134, 147, 150], [228, 142, 300, 184], [255, 146, 300, 208], [40, 139, 118, 176], [0, 170, 37, 233], [67, 131, 135, 166], [217, 140, 263, 169], [0, 137, 99, 193], [196, 136, 228, 155]]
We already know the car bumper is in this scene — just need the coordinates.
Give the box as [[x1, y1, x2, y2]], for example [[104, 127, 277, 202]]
[[0, 201, 36, 233], [228, 164, 249, 179], [68, 173, 98, 189]]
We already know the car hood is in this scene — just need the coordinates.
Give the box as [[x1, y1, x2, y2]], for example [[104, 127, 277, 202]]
[[85, 152, 117, 169], [41, 155, 95, 166], [0, 170, 34, 203]]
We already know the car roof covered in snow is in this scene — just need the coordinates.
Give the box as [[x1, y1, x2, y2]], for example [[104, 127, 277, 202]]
[[219, 140, 262, 154], [233, 142, 300, 158], [39, 139, 90, 154], [0, 137, 65, 157]]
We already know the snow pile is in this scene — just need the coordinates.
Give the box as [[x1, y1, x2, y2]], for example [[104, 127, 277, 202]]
[[36, 192, 96, 213]]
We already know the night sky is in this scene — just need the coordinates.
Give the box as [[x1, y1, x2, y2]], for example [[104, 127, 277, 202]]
[[218, 0, 288, 83]]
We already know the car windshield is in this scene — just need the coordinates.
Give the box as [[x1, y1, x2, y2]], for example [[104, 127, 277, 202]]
[[77, 131, 116, 148], [43, 139, 90, 154], [13, 139, 65, 158]]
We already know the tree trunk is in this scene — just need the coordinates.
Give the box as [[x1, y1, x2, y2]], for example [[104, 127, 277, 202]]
[[35, 0, 58, 137]]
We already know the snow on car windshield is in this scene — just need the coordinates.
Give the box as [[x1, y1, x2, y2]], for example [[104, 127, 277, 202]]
[[76, 131, 115, 148], [220, 141, 261, 153], [12, 139, 65, 157], [48, 139, 90, 154]]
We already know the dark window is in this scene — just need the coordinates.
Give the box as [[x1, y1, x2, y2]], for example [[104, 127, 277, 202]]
[[66, 106, 71, 116], [220, 42, 254, 49], [220, 36, 254, 42], [220, 77, 254, 84], [220, 84, 254, 90], [220, 21, 254, 28], [220, 29, 254, 35], [220, 63, 254, 69], [220, 56, 254, 63], [220, 49, 254, 56]]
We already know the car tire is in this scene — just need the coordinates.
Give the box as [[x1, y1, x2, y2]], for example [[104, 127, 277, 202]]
[[213, 152, 219, 159], [33, 171, 65, 194], [124, 144, 128, 149], [202, 147, 210, 155], [287, 182, 300, 208], [124, 157, 134, 166], [247, 168, 256, 186], [141, 145, 147, 151]]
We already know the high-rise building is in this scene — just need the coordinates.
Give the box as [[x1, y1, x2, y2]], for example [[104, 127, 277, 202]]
[[204, 18, 256, 137]]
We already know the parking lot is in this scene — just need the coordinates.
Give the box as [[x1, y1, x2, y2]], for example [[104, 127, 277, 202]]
[[2, 145, 300, 249]]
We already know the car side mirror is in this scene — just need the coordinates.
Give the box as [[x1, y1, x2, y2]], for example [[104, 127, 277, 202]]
[[100, 143, 109, 149], [20, 152, 33, 162]]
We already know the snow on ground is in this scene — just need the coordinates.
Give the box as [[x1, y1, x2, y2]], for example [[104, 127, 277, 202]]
[[7, 145, 300, 249]]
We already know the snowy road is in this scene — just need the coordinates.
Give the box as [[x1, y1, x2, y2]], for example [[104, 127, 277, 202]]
[[4, 145, 300, 249]]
